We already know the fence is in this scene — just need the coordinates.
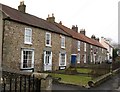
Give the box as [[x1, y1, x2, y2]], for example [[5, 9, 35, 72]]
[[89, 63, 111, 78], [1, 70, 41, 92], [112, 62, 120, 70]]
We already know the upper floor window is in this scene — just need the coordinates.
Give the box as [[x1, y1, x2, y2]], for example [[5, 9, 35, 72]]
[[61, 36, 65, 48], [90, 45, 93, 52], [102, 48, 104, 53], [84, 43, 86, 51], [24, 28, 32, 44], [45, 32, 51, 47], [78, 41, 80, 51]]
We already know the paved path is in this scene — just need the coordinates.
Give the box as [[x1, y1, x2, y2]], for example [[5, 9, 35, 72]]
[[52, 73, 120, 92]]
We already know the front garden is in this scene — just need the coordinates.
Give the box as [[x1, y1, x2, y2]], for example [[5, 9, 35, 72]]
[[48, 62, 120, 87]]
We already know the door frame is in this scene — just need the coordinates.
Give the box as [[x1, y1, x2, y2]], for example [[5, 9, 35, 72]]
[[43, 50, 52, 71]]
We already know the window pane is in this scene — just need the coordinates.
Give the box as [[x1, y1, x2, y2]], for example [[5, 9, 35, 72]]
[[25, 28, 32, 43], [46, 33, 51, 46], [60, 53, 65, 65], [22, 49, 33, 69], [61, 36, 65, 47]]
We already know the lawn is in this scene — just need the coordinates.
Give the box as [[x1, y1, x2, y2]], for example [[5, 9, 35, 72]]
[[50, 73, 91, 86], [76, 68, 92, 74]]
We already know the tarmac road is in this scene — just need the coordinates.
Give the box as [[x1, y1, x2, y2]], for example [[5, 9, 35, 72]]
[[52, 72, 120, 92]]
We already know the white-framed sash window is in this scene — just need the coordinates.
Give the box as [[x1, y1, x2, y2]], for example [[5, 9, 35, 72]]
[[78, 41, 80, 51], [21, 48, 34, 69], [84, 43, 86, 52], [24, 28, 32, 44], [61, 36, 65, 48], [59, 53, 66, 66], [45, 32, 51, 47]]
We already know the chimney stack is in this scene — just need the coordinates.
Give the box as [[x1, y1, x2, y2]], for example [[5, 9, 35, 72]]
[[96, 37, 99, 42], [59, 21, 62, 25], [46, 13, 55, 23], [72, 25, 78, 32], [18, 1, 26, 13], [80, 29, 86, 35], [91, 35, 96, 39]]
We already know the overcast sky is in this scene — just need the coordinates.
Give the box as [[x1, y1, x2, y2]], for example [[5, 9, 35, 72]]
[[0, 0, 119, 43]]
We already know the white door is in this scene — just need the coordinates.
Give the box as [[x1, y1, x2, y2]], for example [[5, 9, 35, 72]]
[[44, 51, 52, 71]]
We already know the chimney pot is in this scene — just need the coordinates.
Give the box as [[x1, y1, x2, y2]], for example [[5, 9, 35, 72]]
[[59, 21, 62, 25], [46, 13, 55, 23], [72, 25, 78, 32], [18, 1, 26, 13], [80, 29, 86, 35]]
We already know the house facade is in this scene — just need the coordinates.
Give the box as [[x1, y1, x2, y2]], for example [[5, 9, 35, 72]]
[[55, 23, 107, 66], [100, 37, 113, 62], [0, 2, 108, 73], [1, 2, 73, 72]]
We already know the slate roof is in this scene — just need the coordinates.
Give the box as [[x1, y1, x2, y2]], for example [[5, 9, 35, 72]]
[[55, 23, 106, 49], [1, 3, 70, 36], [1, 3, 106, 49]]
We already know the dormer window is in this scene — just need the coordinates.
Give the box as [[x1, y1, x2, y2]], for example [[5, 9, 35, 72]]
[[24, 28, 32, 44]]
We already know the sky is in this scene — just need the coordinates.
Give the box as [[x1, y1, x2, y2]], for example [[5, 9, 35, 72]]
[[0, 0, 119, 43]]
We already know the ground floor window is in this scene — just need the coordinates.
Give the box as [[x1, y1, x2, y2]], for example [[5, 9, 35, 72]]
[[21, 48, 34, 69], [84, 54, 86, 63], [59, 53, 66, 66], [77, 53, 80, 63]]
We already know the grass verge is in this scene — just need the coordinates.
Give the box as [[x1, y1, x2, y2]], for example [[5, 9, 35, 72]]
[[76, 68, 92, 74], [49, 73, 91, 86]]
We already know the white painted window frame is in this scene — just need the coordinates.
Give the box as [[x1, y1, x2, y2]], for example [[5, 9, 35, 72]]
[[78, 41, 80, 51], [77, 53, 80, 63], [24, 28, 32, 44], [84, 43, 86, 52], [45, 32, 51, 47], [59, 53, 66, 66], [61, 36, 65, 48], [21, 48, 34, 69]]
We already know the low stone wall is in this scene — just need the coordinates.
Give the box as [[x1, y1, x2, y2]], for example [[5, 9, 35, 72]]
[[87, 68, 120, 88]]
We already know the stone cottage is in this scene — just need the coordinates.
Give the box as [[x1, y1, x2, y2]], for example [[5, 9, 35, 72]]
[[55, 23, 107, 66], [0, 2, 73, 72], [0, 2, 108, 73]]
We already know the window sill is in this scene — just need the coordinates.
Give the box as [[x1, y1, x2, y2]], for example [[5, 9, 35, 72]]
[[59, 65, 66, 66], [46, 44, 52, 47], [24, 42, 32, 45], [61, 46, 65, 49], [78, 49, 80, 51], [20, 67, 34, 70]]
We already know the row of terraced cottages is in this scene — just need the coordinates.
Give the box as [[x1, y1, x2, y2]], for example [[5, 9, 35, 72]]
[[0, 2, 107, 72]]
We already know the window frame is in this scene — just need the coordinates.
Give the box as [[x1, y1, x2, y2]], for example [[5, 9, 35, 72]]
[[21, 48, 34, 70], [78, 41, 81, 51], [45, 32, 51, 47], [84, 43, 86, 52], [61, 36, 65, 48], [24, 28, 32, 44], [59, 53, 66, 66]]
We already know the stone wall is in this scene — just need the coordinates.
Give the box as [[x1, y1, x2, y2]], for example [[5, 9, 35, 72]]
[[2, 20, 72, 72]]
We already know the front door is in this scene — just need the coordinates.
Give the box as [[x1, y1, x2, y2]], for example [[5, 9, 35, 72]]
[[44, 51, 52, 71]]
